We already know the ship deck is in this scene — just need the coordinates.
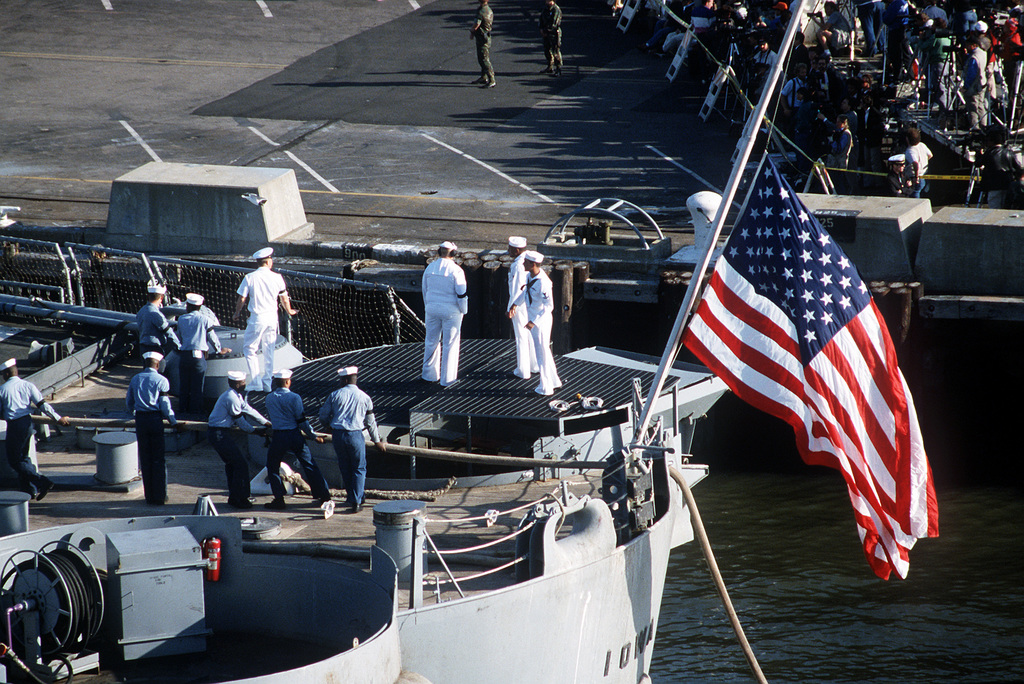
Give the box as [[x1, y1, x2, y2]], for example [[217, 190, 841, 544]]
[[26, 357, 606, 606]]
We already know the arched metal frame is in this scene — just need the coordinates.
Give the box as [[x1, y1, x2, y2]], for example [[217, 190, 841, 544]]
[[543, 198, 665, 251]]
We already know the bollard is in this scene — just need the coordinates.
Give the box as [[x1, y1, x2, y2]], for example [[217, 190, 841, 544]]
[[94, 431, 140, 484], [0, 492, 30, 536], [373, 500, 427, 584]]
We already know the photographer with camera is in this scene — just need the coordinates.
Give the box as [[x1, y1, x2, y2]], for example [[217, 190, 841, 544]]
[[979, 124, 1023, 208], [963, 29, 989, 130], [883, 0, 913, 82], [814, 1, 853, 55]]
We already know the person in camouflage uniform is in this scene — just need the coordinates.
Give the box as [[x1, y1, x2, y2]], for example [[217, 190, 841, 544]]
[[471, 0, 496, 87], [539, 0, 562, 75]]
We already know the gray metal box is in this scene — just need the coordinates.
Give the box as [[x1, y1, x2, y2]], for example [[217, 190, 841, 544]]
[[105, 526, 209, 660]]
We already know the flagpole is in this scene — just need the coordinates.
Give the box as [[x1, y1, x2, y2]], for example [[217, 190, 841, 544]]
[[634, 0, 812, 441]]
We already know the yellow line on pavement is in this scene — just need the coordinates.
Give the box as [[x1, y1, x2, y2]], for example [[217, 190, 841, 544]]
[[2, 175, 558, 207], [0, 51, 288, 70]]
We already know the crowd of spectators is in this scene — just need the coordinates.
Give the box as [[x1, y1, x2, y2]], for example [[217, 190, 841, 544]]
[[626, 0, 1024, 203]]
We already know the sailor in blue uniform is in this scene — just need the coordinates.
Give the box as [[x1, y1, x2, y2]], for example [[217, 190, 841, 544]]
[[176, 292, 230, 415], [136, 283, 180, 356], [0, 358, 69, 500], [207, 370, 269, 509], [319, 366, 386, 513], [263, 368, 333, 510], [126, 351, 177, 504]]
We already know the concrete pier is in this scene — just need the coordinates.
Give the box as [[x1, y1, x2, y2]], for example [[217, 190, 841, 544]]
[[105, 163, 314, 255]]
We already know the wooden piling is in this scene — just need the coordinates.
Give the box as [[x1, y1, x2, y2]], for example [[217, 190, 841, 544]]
[[572, 261, 590, 349], [553, 261, 574, 354]]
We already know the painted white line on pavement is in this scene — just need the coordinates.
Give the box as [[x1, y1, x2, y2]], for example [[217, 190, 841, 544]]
[[119, 120, 162, 162], [645, 144, 722, 194], [285, 150, 340, 193], [420, 132, 555, 204], [100, 0, 113, 10], [248, 126, 280, 146], [409, 0, 421, 8], [256, 0, 273, 18]]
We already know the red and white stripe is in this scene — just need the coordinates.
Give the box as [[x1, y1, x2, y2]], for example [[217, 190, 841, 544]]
[[684, 258, 939, 579]]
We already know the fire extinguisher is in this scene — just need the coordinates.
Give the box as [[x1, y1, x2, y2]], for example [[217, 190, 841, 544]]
[[202, 537, 221, 582]]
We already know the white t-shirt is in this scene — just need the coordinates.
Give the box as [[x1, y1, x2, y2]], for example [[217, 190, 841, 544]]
[[905, 142, 933, 179]]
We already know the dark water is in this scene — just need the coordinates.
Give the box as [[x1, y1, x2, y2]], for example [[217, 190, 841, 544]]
[[651, 472, 1024, 683]]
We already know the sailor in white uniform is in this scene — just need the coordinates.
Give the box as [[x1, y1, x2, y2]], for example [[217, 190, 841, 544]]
[[233, 247, 298, 393], [421, 241, 468, 387], [509, 251, 561, 396], [506, 236, 538, 379]]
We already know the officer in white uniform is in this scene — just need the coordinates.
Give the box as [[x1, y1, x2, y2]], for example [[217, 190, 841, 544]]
[[509, 251, 561, 396], [506, 236, 538, 379], [233, 247, 298, 393], [421, 241, 468, 387]]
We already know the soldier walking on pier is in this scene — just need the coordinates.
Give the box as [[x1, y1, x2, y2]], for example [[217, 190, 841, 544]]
[[0, 358, 69, 501], [126, 351, 178, 505], [539, 0, 563, 75], [509, 251, 561, 396], [207, 370, 270, 510], [319, 366, 386, 514], [471, 0, 496, 88]]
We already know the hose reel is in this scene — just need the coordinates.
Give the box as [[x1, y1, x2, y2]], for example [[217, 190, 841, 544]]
[[1, 540, 104, 659]]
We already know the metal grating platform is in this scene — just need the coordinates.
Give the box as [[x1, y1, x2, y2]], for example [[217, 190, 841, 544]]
[[258, 340, 694, 433]]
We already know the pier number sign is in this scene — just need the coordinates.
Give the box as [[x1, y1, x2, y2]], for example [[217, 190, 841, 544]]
[[811, 208, 860, 243]]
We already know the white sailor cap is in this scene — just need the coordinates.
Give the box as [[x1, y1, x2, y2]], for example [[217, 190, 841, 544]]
[[337, 366, 359, 377], [523, 250, 544, 264], [252, 247, 274, 260], [440, 241, 457, 252], [147, 283, 167, 295], [142, 351, 164, 361], [185, 293, 204, 306], [973, 20, 988, 32], [272, 368, 292, 379], [888, 154, 906, 163], [0, 358, 16, 371], [227, 370, 247, 382], [508, 236, 527, 248]]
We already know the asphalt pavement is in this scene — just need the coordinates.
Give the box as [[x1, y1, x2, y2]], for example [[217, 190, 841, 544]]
[[0, 0, 737, 252]]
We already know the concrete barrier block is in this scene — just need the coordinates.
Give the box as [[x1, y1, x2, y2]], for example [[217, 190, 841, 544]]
[[798, 194, 932, 282], [105, 162, 314, 255], [915, 207, 1024, 296]]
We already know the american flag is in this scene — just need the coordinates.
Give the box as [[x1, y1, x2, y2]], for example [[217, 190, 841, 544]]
[[683, 158, 939, 579]]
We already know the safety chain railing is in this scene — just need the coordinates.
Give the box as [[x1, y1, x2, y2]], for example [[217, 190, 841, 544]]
[[416, 491, 562, 601]]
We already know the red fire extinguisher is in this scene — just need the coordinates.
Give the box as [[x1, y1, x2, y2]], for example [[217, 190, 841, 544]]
[[202, 537, 221, 582]]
